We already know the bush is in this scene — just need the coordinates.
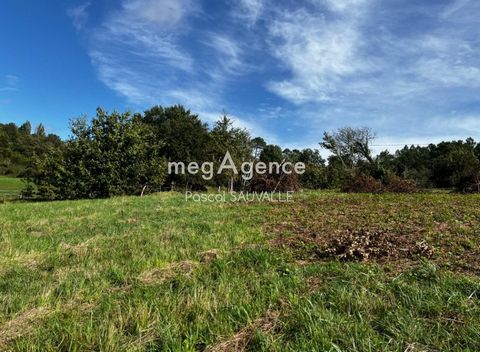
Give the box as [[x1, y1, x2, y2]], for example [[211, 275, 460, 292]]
[[299, 165, 327, 189], [460, 174, 480, 193], [247, 172, 300, 192], [28, 109, 167, 200], [342, 174, 420, 193], [342, 174, 384, 193], [385, 175, 420, 193]]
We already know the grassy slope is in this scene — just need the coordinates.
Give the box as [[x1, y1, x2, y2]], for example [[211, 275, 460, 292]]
[[0, 192, 479, 351], [0, 176, 24, 199]]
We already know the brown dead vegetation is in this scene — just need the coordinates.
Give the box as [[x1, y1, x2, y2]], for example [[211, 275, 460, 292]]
[[342, 174, 420, 193], [59, 236, 100, 257], [0, 307, 48, 349], [0, 297, 95, 348], [320, 229, 433, 262], [205, 311, 280, 352], [268, 195, 480, 273], [199, 249, 222, 263], [138, 260, 198, 285]]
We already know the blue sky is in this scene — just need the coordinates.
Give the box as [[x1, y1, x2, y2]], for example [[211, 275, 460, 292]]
[[1, 0, 479, 152]]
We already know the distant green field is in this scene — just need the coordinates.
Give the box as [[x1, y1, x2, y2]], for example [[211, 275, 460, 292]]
[[0, 176, 24, 199], [0, 192, 479, 351]]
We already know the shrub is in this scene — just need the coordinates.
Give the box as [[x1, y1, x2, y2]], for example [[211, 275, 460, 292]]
[[460, 174, 480, 193], [342, 174, 420, 193], [385, 175, 420, 193], [299, 165, 327, 189], [247, 172, 300, 192], [342, 174, 384, 193]]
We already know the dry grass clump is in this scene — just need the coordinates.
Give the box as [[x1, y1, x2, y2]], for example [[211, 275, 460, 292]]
[[199, 249, 222, 263], [205, 311, 280, 352], [0, 297, 95, 348], [342, 174, 384, 193], [138, 260, 198, 285], [0, 307, 49, 349]]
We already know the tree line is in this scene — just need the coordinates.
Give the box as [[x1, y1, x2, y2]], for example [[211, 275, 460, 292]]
[[0, 121, 62, 176], [1, 105, 479, 199]]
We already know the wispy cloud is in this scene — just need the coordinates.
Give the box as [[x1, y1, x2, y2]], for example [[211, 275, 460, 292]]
[[233, 0, 267, 26], [70, 0, 480, 149], [86, 0, 200, 107], [203, 33, 251, 77], [265, 0, 480, 104], [441, 0, 471, 19], [0, 74, 19, 92], [67, 2, 90, 31], [74, 0, 269, 138], [266, 3, 369, 103]]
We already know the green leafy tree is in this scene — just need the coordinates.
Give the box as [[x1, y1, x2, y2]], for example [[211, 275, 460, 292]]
[[209, 113, 252, 190], [143, 105, 210, 189], [251, 137, 267, 160], [259, 145, 283, 163], [29, 108, 167, 199]]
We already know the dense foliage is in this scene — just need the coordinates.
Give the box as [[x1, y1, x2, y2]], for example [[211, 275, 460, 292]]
[[1, 106, 480, 199], [0, 122, 61, 176], [27, 109, 167, 200], [322, 127, 480, 193]]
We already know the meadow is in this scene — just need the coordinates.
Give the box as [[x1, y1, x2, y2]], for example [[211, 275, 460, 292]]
[[0, 176, 24, 201], [0, 191, 479, 351]]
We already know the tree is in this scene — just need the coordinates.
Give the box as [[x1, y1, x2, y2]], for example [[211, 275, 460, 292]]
[[259, 145, 283, 163], [34, 123, 46, 137], [143, 105, 210, 189], [28, 108, 167, 199], [321, 126, 375, 169], [251, 137, 266, 159], [0, 121, 62, 176], [19, 121, 31, 136], [428, 140, 480, 191], [320, 127, 376, 189], [325, 156, 351, 188], [209, 113, 252, 190]]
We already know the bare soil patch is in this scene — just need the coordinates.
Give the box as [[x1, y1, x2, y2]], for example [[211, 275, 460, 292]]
[[267, 195, 480, 272]]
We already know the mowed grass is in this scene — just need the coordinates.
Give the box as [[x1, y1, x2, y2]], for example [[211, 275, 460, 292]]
[[0, 176, 24, 200], [0, 192, 479, 351]]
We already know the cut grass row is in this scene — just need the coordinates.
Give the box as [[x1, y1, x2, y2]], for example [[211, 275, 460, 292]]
[[0, 192, 479, 351]]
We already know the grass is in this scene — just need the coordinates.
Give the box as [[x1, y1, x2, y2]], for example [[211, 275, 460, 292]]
[[0, 176, 24, 200], [0, 191, 479, 351]]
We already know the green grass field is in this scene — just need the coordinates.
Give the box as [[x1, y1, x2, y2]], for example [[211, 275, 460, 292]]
[[0, 192, 479, 351], [0, 176, 24, 200]]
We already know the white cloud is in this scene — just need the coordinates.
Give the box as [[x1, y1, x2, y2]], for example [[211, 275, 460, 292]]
[[262, 0, 480, 116], [67, 2, 90, 31], [234, 0, 266, 26], [203, 33, 250, 77], [87, 0, 196, 107], [266, 5, 370, 103], [78, 0, 271, 140], [0, 74, 19, 92], [93, 1, 194, 73], [441, 0, 471, 19], [121, 0, 196, 27], [322, 0, 370, 13], [73, 0, 480, 150]]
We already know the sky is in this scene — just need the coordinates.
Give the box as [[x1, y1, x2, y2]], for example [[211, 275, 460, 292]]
[[1, 0, 479, 152]]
